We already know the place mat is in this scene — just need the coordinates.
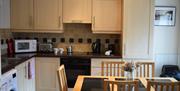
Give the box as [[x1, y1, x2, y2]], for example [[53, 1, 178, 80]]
[[81, 78, 109, 91]]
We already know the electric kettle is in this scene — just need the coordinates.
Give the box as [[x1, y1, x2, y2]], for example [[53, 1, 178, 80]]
[[91, 40, 101, 54]]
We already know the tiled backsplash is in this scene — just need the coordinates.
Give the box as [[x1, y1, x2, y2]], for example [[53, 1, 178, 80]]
[[13, 24, 121, 53]]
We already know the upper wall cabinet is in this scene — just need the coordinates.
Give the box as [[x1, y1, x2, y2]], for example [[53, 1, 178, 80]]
[[92, 0, 122, 34], [63, 0, 91, 23], [11, 0, 63, 33], [34, 0, 63, 30], [0, 0, 10, 29], [11, 0, 33, 29], [123, 0, 154, 59]]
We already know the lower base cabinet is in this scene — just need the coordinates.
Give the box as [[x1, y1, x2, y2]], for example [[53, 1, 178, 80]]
[[15, 58, 36, 91], [35, 57, 60, 91], [91, 58, 122, 76]]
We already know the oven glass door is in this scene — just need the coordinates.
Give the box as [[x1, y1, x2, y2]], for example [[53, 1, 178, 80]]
[[61, 57, 91, 88]]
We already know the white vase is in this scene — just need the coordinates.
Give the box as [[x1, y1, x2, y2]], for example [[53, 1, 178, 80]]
[[125, 70, 135, 80], [125, 71, 132, 80]]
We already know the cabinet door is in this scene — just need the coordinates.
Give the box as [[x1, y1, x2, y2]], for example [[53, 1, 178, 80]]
[[0, 0, 10, 28], [15, 62, 26, 91], [34, 0, 63, 30], [91, 58, 122, 76], [63, 0, 91, 23], [15, 58, 36, 91], [123, 0, 153, 59], [92, 0, 122, 34], [35, 57, 60, 91], [11, 0, 33, 29], [25, 58, 36, 91]]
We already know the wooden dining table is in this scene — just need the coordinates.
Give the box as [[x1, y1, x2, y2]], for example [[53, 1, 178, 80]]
[[73, 75, 178, 91]]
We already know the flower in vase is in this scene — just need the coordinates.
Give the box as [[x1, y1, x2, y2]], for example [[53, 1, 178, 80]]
[[123, 61, 139, 72]]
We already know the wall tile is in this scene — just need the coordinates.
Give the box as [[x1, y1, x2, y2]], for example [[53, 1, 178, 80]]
[[12, 24, 121, 53]]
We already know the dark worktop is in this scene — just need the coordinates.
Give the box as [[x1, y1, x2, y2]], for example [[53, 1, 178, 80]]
[[1, 52, 122, 74]]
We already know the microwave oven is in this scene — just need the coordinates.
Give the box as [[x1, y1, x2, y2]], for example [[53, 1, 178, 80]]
[[15, 40, 37, 53]]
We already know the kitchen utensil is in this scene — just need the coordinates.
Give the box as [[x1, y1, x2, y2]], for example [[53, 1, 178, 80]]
[[53, 48, 59, 55], [105, 50, 112, 56], [59, 48, 64, 54], [67, 45, 73, 53]]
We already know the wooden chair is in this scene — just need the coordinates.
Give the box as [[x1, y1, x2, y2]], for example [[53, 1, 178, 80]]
[[101, 61, 125, 76], [57, 65, 68, 91], [104, 79, 139, 91], [147, 81, 180, 91], [135, 62, 155, 77]]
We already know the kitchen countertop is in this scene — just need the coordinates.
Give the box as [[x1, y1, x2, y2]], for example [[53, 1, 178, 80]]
[[1, 52, 122, 74]]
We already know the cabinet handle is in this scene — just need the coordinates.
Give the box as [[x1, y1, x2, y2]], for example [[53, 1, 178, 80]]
[[123, 44, 126, 56], [29, 16, 33, 28], [92, 16, 95, 29], [59, 16, 61, 28], [24, 65, 27, 78]]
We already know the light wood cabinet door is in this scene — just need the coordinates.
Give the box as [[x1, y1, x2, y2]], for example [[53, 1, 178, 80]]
[[11, 0, 33, 29], [92, 0, 122, 34], [0, 0, 10, 29], [123, 0, 154, 59], [15, 62, 26, 91], [34, 0, 63, 31], [35, 57, 60, 91], [25, 58, 36, 91], [63, 0, 91, 23], [15, 58, 36, 91]]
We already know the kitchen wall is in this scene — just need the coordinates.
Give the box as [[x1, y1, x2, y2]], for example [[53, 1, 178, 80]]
[[178, 8, 180, 67], [178, 31, 180, 67], [154, 0, 180, 76], [178, 0, 180, 68], [0, 29, 13, 54], [13, 24, 121, 53]]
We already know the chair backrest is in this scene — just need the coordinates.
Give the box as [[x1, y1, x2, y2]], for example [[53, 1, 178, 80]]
[[104, 79, 139, 91], [147, 81, 180, 91], [101, 61, 125, 76], [57, 65, 68, 91], [135, 62, 155, 77]]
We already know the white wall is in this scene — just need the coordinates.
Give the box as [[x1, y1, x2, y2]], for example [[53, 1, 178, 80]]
[[178, 0, 180, 68], [178, 33, 180, 67], [154, 0, 180, 76]]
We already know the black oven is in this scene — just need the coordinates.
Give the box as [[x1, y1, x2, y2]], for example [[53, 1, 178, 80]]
[[60, 57, 91, 88]]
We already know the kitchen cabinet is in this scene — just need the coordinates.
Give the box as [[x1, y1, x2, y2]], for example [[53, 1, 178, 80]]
[[10, 0, 33, 29], [123, 0, 153, 59], [35, 57, 60, 91], [0, 0, 10, 28], [15, 58, 36, 91], [63, 0, 91, 23], [92, 0, 122, 34], [91, 58, 122, 76], [34, 0, 63, 31], [11, 0, 63, 33]]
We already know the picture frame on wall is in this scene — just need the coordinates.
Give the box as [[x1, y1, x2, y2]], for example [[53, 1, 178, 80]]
[[154, 6, 176, 26]]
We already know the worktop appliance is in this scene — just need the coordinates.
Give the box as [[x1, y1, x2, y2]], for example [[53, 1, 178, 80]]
[[92, 40, 101, 54], [38, 43, 53, 52], [15, 39, 37, 53], [0, 69, 17, 91]]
